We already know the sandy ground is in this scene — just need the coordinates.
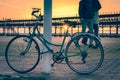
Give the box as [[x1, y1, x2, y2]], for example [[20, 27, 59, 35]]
[[0, 36, 120, 80]]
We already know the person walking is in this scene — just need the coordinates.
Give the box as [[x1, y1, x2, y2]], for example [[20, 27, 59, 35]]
[[78, 0, 94, 34], [79, 0, 101, 46], [78, 0, 94, 46]]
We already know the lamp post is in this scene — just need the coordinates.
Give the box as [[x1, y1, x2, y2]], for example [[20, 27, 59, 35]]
[[42, 0, 52, 74]]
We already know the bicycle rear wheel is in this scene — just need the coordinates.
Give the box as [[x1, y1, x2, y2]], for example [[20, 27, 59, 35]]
[[65, 33, 104, 74], [5, 35, 40, 73]]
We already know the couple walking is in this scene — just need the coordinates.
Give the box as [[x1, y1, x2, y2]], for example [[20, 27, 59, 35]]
[[78, 0, 101, 47]]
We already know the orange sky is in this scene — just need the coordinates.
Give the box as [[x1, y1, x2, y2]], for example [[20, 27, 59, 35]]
[[0, 0, 120, 19]]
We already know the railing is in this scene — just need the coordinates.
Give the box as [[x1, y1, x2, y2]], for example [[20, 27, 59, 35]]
[[0, 12, 120, 37]]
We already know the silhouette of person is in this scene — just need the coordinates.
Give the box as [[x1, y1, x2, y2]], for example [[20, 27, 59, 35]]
[[78, 0, 94, 46], [78, 0, 94, 35], [79, 0, 101, 46], [92, 0, 101, 38]]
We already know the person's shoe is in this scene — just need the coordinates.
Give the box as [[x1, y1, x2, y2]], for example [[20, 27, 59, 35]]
[[82, 37, 87, 45], [82, 40, 87, 45]]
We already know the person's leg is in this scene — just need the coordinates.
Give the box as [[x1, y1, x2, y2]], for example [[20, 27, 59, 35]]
[[93, 23, 101, 48], [93, 12, 100, 38], [87, 19, 94, 47], [87, 19, 93, 34], [81, 20, 87, 33], [93, 23, 99, 37], [81, 20, 88, 45]]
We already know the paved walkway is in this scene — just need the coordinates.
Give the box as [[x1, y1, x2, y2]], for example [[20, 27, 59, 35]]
[[0, 57, 120, 80], [0, 37, 120, 80]]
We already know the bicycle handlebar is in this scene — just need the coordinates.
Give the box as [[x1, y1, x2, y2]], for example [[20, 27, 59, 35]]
[[31, 8, 43, 21]]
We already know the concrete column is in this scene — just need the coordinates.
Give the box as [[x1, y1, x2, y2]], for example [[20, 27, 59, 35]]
[[42, 0, 52, 74]]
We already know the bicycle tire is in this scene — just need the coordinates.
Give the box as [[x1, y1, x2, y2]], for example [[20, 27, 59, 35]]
[[5, 35, 40, 73], [65, 33, 104, 74]]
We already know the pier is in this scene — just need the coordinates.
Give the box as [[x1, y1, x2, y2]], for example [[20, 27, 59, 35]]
[[0, 12, 120, 37]]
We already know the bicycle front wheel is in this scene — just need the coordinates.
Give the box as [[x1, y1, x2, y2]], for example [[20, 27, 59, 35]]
[[5, 35, 40, 73], [65, 33, 104, 74]]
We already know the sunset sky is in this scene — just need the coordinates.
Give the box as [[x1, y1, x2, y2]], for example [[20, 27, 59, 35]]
[[0, 0, 120, 19]]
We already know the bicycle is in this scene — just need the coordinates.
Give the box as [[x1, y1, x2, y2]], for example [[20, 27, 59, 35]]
[[5, 8, 104, 74]]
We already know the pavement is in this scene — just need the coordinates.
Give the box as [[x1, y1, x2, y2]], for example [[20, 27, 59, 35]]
[[0, 57, 120, 80], [0, 37, 120, 80]]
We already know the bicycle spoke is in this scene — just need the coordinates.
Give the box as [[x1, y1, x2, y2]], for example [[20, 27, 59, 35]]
[[65, 33, 104, 74], [5, 35, 40, 73]]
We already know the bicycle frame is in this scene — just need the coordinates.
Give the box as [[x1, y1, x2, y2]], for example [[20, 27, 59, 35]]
[[24, 21, 69, 58], [22, 21, 91, 62]]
